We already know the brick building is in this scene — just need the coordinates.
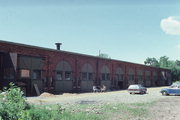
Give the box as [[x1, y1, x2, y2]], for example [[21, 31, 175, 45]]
[[0, 40, 171, 96]]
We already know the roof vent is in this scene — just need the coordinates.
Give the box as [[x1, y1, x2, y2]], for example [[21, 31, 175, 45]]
[[55, 43, 62, 50]]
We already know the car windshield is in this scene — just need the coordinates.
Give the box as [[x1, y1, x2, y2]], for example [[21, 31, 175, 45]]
[[170, 83, 180, 88], [170, 85, 176, 88], [138, 84, 144, 87], [129, 84, 144, 88]]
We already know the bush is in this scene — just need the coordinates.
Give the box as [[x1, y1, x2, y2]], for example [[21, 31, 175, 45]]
[[0, 83, 28, 120], [0, 83, 62, 120]]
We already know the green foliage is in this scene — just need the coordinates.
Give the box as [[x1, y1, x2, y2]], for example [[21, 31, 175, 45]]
[[0, 83, 28, 120], [0, 83, 62, 120], [98, 53, 111, 59], [159, 56, 169, 68], [144, 56, 180, 82], [144, 57, 159, 67], [19, 106, 61, 120]]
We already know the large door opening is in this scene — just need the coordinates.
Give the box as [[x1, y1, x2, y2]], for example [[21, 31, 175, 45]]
[[118, 81, 123, 89], [0, 52, 4, 89], [0, 52, 16, 89]]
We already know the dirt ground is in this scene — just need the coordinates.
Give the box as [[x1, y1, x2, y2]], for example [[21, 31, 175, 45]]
[[149, 96, 180, 120], [27, 87, 180, 120]]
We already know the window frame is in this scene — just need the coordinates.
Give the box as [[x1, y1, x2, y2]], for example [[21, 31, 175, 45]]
[[56, 71, 63, 81], [32, 69, 42, 80]]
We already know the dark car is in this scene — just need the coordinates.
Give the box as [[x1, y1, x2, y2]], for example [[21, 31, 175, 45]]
[[160, 83, 180, 96]]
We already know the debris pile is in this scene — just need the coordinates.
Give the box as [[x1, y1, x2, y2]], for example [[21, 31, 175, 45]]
[[40, 92, 55, 97]]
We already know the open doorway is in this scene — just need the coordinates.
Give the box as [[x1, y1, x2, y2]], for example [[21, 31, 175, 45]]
[[0, 52, 16, 89], [118, 81, 123, 89]]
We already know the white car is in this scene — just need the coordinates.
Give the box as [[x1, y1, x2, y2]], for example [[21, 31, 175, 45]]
[[128, 84, 147, 94]]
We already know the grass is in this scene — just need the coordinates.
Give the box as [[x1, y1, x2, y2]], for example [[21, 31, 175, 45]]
[[51, 101, 156, 120], [100, 103, 148, 120], [0, 95, 155, 120], [60, 111, 102, 120]]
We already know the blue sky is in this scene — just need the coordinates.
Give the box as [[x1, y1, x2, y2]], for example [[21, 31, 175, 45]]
[[0, 0, 180, 64]]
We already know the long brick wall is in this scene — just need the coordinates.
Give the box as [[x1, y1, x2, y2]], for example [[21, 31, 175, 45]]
[[0, 40, 171, 95]]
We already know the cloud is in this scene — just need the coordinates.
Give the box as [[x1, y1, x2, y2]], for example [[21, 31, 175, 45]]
[[160, 16, 180, 35], [177, 44, 180, 48]]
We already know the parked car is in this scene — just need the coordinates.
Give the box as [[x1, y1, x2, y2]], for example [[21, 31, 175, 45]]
[[160, 83, 180, 96], [128, 84, 147, 94]]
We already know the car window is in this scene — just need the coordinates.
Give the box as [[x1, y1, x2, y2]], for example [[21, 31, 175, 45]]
[[170, 85, 177, 88], [129, 85, 138, 89]]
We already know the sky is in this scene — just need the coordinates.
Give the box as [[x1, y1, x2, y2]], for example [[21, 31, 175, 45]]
[[0, 0, 180, 64]]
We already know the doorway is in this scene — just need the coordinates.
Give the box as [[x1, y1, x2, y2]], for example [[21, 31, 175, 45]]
[[0, 52, 16, 89], [118, 81, 123, 89]]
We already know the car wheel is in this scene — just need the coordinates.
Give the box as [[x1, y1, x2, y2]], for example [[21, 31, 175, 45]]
[[162, 91, 168, 96]]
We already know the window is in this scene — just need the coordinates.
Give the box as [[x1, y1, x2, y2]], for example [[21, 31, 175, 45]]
[[119, 74, 124, 81], [102, 73, 106, 80], [32, 70, 41, 79], [65, 72, 71, 80], [82, 72, 87, 80], [146, 76, 150, 81], [55, 71, 72, 80], [88, 73, 93, 80], [56, 71, 63, 80], [138, 75, 143, 81], [20, 69, 30, 78], [106, 74, 110, 80], [128, 75, 134, 81], [102, 73, 110, 80], [115, 74, 119, 80], [81, 72, 93, 81], [153, 76, 157, 81]]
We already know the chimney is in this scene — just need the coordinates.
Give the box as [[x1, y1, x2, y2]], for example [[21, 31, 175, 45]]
[[55, 43, 62, 50]]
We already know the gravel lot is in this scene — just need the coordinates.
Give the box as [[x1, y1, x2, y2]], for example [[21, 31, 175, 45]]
[[27, 86, 168, 105], [27, 86, 180, 120]]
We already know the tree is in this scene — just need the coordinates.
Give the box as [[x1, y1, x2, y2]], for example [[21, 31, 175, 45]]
[[144, 56, 180, 82], [98, 53, 111, 59], [159, 56, 169, 68], [144, 57, 159, 67], [175, 60, 180, 66]]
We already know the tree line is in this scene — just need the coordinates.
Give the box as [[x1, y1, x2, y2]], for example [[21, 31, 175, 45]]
[[144, 56, 180, 82]]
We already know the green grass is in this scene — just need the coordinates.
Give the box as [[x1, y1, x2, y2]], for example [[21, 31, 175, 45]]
[[100, 103, 148, 120], [60, 111, 102, 120], [55, 102, 156, 120]]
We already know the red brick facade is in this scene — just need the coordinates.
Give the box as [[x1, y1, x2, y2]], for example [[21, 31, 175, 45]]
[[0, 40, 171, 95]]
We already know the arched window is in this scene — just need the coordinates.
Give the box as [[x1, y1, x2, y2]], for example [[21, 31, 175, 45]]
[[56, 61, 72, 80], [137, 69, 143, 83], [101, 65, 110, 81], [128, 68, 135, 86], [145, 71, 151, 86], [81, 63, 94, 81], [115, 67, 124, 81], [145, 71, 151, 81]]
